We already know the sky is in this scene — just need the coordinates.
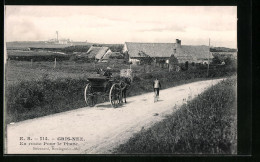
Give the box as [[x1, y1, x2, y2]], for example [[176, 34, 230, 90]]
[[4, 6, 237, 48]]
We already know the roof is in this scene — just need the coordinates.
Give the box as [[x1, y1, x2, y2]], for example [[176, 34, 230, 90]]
[[125, 42, 176, 58], [125, 42, 212, 62], [180, 45, 213, 60], [86, 46, 110, 59]]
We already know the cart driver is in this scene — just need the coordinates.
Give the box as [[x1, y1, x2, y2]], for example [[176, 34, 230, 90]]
[[103, 67, 112, 78]]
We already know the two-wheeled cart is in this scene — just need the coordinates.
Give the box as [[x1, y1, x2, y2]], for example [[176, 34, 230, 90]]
[[84, 76, 122, 108], [84, 69, 132, 108]]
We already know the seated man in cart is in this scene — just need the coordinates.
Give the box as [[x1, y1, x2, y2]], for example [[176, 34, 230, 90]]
[[96, 68, 103, 74], [103, 67, 112, 78]]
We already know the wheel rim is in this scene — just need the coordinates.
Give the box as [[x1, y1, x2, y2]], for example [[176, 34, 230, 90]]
[[109, 83, 121, 108], [84, 83, 95, 106]]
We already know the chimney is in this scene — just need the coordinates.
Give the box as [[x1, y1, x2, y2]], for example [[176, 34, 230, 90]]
[[176, 39, 181, 48]]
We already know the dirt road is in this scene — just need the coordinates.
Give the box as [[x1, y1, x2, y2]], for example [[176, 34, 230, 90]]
[[6, 78, 224, 154]]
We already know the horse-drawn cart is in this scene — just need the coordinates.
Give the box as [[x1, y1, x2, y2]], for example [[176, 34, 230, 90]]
[[84, 69, 132, 108]]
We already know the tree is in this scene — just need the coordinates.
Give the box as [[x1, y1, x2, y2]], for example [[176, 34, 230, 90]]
[[224, 57, 234, 66], [212, 55, 222, 64], [169, 54, 178, 65]]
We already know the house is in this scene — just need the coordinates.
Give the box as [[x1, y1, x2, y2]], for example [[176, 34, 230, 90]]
[[86, 46, 112, 61], [123, 42, 176, 64], [123, 39, 213, 65]]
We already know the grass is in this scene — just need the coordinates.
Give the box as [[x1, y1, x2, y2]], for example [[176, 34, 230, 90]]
[[5, 78, 88, 123], [5, 60, 236, 123], [113, 77, 237, 154]]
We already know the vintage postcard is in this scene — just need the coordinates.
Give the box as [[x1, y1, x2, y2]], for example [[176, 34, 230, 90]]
[[4, 6, 237, 154]]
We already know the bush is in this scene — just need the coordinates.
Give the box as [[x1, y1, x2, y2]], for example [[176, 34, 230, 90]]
[[142, 73, 154, 79], [62, 45, 91, 53], [5, 78, 88, 123], [212, 56, 222, 64], [132, 76, 141, 82], [185, 61, 189, 69]]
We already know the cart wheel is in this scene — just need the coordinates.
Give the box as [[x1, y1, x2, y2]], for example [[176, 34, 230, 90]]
[[84, 83, 96, 107], [109, 83, 121, 108]]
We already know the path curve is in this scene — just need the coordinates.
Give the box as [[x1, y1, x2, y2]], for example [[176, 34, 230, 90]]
[[6, 78, 224, 154]]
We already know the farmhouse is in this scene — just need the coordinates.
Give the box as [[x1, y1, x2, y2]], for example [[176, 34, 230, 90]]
[[123, 39, 213, 65], [86, 46, 112, 61]]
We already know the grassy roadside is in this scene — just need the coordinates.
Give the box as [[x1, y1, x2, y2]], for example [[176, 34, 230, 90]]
[[113, 77, 237, 154], [5, 65, 236, 124]]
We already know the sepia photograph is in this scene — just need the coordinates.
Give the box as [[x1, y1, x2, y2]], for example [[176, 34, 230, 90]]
[[4, 6, 237, 154]]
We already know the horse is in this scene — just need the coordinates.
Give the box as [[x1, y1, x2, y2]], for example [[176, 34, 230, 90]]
[[120, 77, 131, 103]]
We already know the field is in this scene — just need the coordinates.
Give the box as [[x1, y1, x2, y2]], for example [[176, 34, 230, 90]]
[[7, 50, 72, 62], [113, 77, 237, 154], [6, 41, 78, 49], [5, 59, 236, 123], [5, 60, 129, 85]]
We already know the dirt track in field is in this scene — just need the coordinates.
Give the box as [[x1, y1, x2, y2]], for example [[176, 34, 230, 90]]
[[6, 78, 224, 154]]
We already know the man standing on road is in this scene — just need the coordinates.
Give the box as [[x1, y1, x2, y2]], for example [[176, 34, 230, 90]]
[[153, 78, 161, 97]]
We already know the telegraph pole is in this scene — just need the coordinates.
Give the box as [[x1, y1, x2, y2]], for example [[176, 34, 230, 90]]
[[207, 38, 210, 77]]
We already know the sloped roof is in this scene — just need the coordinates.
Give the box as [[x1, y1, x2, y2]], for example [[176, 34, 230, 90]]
[[180, 45, 213, 60], [125, 42, 176, 58], [174, 46, 195, 62], [87, 46, 110, 59], [125, 42, 212, 62]]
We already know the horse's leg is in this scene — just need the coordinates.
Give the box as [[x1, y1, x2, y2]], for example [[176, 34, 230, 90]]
[[124, 90, 127, 103]]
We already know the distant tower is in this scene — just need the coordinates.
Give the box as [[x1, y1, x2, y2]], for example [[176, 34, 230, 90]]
[[56, 31, 59, 41]]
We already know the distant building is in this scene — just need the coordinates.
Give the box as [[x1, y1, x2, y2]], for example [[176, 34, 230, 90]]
[[211, 52, 237, 60], [47, 38, 72, 45], [86, 46, 112, 61], [123, 39, 213, 64], [58, 39, 71, 45]]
